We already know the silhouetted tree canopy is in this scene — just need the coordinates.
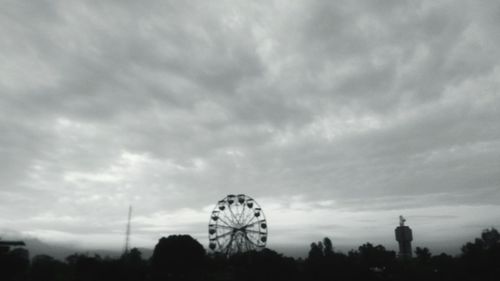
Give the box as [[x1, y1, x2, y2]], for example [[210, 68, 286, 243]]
[[460, 228, 500, 280], [151, 235, 206, 281], [322, 237, 334, 257], [0, 227, 499, 281], [415, 247, 431, 265], [0, 248, 29, 281], [30, 255, 63, 281], [357, 242, 396, 269]]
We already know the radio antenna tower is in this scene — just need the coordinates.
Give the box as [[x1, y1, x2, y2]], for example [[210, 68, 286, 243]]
[[124, 205, 132, 254]]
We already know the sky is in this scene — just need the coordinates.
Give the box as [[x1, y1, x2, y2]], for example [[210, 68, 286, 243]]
[[1, 0, 500, 257]]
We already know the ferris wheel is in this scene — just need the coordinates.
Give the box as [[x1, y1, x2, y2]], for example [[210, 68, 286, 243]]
[[208, 194, 268, 256]]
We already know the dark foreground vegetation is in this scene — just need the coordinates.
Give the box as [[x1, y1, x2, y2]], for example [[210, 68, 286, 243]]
[[1, 228, 499, 281]]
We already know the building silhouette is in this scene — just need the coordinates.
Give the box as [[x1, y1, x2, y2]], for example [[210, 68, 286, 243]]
[[0, 240, 25, 255], [395, 216, 413, 258]]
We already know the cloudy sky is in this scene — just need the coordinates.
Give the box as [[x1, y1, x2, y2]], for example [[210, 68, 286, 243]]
[[1, 0, 499, 256]]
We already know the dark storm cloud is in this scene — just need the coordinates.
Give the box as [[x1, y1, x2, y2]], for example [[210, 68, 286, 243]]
[[1, 0, 499, 251]]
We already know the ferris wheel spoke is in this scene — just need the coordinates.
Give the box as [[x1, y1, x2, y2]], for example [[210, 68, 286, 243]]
[[215, 224, 235, 230], [220, 211, 238, 226], [244, 233, 261, 247], [216, 231, 234, 239], [245, 229, 267, 235], [221, 205, 241, 226], [246, 231, 261, 242], [227, 204, 241, 225], [241, 209, 254, 226], [240, 210, 254, 226], [217, 217, 235, 228], [237, 202, 247, 224], [242, 214, 258, 226], [244, 219, 264, 228]]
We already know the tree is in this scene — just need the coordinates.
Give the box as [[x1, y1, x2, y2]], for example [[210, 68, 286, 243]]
[[431, 253, 456, 281], [306, 242, 324, 280], [65, 253, 102, 281], [228, 249, 300, 281], [415, 247, 432, 265], [305, 238, 344, 281], [151, 235, 206, 281], [358, 243, 396, 270], [308, 242, 324, 260], [323, 237, 334, 257], [0, 248, 29, 281], [460, 228, 500, 280], [30, 255, 64, 281], [120, 248, 147, 281], [481, 228, 500, 248]]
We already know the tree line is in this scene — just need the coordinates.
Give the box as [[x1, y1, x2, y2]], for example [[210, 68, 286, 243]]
[[0, 228, 499, 281]]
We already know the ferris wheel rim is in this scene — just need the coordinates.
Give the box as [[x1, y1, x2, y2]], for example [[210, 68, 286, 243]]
[[208, 194, 268, 255]]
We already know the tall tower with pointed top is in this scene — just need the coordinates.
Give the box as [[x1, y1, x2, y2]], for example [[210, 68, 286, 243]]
[[395, 215, 413, 258]]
